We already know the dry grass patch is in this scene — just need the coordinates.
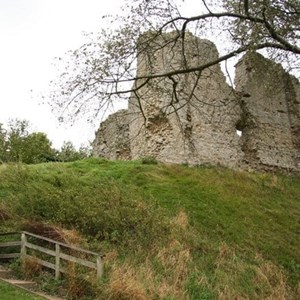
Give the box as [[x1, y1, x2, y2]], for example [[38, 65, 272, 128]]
[[156, 239, 191, 278], [105, 252, 190, 300], [218, 285, 247, 300], [254, 262, 292, 299], [106, 263, 148, 300], [101, 210, 193, 299], [172, 209, 189, 229], [215, 247, 294, 300], [215, 242, 237, 269], [22, 256, 42, 278]]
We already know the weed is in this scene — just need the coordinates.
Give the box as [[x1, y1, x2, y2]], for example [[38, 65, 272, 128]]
[[22, 256, 42, 278], [64, 263, 96, 300], [9, 258, 23, 278]]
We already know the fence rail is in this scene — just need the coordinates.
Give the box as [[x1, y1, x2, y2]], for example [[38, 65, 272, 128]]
[[0, 231, 103, 280], [0, 232, 21, 259]]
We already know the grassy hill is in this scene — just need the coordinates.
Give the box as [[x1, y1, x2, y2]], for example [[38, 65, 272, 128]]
[[0, 158, 299, 299]]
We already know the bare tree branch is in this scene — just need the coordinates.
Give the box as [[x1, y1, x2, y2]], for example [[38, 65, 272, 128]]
[[49, 0, 299, 122]]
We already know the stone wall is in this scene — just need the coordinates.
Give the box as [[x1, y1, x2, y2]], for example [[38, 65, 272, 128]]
[[129, 32, 242, 167], [235, 52, 300, 171], [92, 32, 300, 172], [92, 109, 131, 160]]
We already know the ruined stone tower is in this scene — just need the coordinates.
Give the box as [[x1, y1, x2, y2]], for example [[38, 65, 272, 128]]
[[128, 31, 242, 167], [235, 52, 300, 171], [92, 32, 300, 172]]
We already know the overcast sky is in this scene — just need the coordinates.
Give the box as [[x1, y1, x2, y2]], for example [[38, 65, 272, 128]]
[[0, 0, 127, 148], [0, 0, 221, 149]]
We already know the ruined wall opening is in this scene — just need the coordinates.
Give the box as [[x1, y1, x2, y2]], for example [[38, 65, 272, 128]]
[[235, 119, 245, 137], [236, 129, 242, 137]]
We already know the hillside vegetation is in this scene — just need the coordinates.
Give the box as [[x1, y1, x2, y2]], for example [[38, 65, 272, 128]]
[[0, 158, 299, 299], [0, 280, 44, 300]]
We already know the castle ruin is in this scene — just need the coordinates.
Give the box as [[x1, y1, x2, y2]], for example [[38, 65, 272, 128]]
[[92, 32, 300, 172]]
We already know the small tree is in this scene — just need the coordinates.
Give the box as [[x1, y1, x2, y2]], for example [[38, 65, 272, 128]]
[[56, 141, 90, 162], [6, 119, 29, 163]]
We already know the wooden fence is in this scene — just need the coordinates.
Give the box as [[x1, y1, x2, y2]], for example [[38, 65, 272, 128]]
[[0, 231, 103, 280], [0, 232, 21, 259]]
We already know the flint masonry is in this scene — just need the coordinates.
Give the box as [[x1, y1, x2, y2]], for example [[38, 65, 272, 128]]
[[92, 32, 300, 172]]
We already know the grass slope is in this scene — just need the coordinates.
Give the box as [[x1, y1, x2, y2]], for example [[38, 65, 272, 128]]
[[0, 159, 299, 299], [0, 280, 44, 300]]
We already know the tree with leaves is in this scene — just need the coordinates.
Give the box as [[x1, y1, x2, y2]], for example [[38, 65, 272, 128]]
[[0, 119, 56, 164], [22, 132, 56, 164], [6, 119, 30, 162], [56, 141, 91, 162], [50, 0, 299, 123], [0, 124, 8, 163]]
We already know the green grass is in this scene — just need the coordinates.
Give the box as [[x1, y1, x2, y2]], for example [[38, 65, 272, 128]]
[[0, 158, 299, 299], [0, 280, 44, 300]]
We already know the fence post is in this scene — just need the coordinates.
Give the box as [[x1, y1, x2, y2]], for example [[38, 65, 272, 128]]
[[96, 255, 103, 280], [20, 232, 27, 259], [55, 243, 60, 280]]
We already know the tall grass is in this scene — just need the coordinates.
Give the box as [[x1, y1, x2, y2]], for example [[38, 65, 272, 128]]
[[0, 159, 299, 299]]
